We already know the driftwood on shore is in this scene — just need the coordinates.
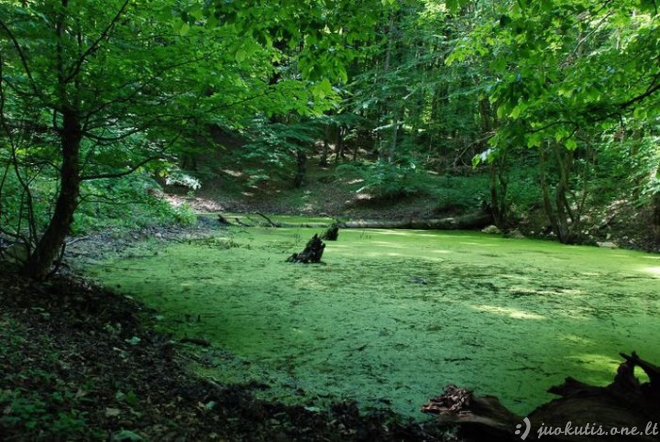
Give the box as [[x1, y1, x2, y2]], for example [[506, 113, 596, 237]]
[[422, 352, 660, 441]]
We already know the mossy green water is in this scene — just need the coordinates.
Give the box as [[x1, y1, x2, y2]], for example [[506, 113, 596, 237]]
[[85, 224, 660, 419]]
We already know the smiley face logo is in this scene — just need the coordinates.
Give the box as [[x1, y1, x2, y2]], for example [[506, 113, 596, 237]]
[[515, 417, 531, 440]]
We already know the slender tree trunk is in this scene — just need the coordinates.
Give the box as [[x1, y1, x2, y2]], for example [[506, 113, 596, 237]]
[[539, 144, 561, 239], [540, 142, 586, 244], [337, 126, 345, 159], [293, 150, 307, 188], [318, 125, 331, 167], [334, 125, 345, 164], [489, 158, 509, 229], [22, 109, 81, 279], [381, 11, 398, 163], [552, 142, 581, 243], [388, 108, 400, 163]]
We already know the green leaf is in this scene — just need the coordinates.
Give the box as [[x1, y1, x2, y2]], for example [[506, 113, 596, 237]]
[[554, 127, 569, 143], [526, 132, 543, 148], [112, 430, 144, 441], [312, 78, 333, 99], [496, 104, 509, 119], [509, 102, 528, 119], [235, 49, 246, 63], [124, 336, 141, 346], [187, 4, 203, 20], [446, 0, 460, 13]]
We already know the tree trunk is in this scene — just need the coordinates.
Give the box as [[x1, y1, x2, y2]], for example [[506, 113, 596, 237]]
[[489, 156, 510, 230], [388, 110, 400, 163], [553, 142, 579, 243], [318, 125, 331, 167], [22, 109, 81, 279], [653, 191, 660, 226], [333, 125, 346, 164], [293, 150, 307, 188], [539, 143, 582, 244]]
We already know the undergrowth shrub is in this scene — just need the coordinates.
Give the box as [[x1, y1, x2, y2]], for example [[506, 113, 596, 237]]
[[0, 389, 90, 438], [75, 173, 197, 234], [434, 174, 490, 213], [1, 154, 196, 239], [503, 168, 543, 215], [0, 167, 58, 236], [338, 159, 431, 199], [241, 118, 321, 187]]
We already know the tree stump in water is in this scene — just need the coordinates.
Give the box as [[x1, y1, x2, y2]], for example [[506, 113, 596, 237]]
[[321, 223, 339, 241], [286, 234, 325, 263]]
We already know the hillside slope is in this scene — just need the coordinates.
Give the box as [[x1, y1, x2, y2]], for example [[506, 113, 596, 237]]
[[164, 162, 660, 252]]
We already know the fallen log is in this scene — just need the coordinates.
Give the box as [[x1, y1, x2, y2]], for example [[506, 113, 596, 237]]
[[422, 352, 660, 441], [339, 211, 493, 231], [255, 212, 280, 227], [210, 213, 328, 229], [217, 214, 234, 226], [211, 211, 493, 231]]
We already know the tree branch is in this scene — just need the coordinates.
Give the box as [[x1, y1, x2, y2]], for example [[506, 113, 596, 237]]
[[80, 154, 163, 181], [616, 71, 660, 111], [80, 55, 210, 123], [63, 0, 131, 84], [0, 19, 41, 99]]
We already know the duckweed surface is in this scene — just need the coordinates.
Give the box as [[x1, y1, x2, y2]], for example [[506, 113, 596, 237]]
[[86, 224, 660, 418]]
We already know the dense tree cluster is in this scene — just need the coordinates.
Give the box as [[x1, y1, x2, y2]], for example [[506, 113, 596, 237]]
[[1, 0, 659, 277]]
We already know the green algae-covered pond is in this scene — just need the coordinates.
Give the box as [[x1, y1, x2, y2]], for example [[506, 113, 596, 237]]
[[85, 222, 660, 419]]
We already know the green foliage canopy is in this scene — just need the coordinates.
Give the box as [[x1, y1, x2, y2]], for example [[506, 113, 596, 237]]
[[0, 0, 381, 277], [448, 0, 660, 152]]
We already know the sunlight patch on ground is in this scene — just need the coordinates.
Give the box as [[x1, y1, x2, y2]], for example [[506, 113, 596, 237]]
[[373, 241, 407, 248], [564, 353, 630, 385], [560, 334, 595, 345], [377, 230, 416, 236], [470, 304, 546, 320], [459, 241, 498, 247], [642, 266, 660, 277]]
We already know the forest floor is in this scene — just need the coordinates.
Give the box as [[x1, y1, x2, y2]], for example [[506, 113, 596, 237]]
[[2, 163, 658, 441]]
